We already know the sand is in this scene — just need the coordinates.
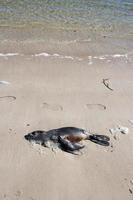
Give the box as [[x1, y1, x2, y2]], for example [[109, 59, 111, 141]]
[[0, 51, 133, 200]]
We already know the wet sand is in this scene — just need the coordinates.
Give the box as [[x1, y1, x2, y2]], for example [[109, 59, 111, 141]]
[[0, 52, 133, 200]]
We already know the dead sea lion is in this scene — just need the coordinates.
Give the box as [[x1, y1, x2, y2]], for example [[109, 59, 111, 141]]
[[24, 127, 110, 154]]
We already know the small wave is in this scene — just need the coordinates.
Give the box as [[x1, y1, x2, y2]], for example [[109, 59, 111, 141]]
[[111, 54, 128, 58], [87, 53, 133, 65], [0, 53, 19, 57], [93, 54, 128, 59], [0, 51, 132, 65], [34, 52, 50, 57], [35, 52, 130, 64], [89, 53, 130, 65], [34, 52, 75, 60]]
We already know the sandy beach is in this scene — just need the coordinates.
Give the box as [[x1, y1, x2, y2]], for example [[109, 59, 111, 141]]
[[0, 46, 133, 200]]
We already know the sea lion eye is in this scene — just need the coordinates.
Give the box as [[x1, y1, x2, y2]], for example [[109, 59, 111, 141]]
[[31, 132, 36, 136]]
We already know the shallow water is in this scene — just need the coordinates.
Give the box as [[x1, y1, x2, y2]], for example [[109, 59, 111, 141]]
[[0, 0, 133, 27], [0, 0, 132, 58]]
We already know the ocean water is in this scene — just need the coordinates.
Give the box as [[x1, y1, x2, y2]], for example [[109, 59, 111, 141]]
[[0, 0, 133, 27], [0, 0, 132, 60]]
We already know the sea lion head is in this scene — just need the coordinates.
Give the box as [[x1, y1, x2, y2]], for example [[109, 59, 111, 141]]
[[24, 130, 46, 144]]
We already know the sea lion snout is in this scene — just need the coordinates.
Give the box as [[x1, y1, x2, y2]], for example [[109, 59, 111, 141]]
[[24, 133, 37, 141], [24, 134, 30, 140]]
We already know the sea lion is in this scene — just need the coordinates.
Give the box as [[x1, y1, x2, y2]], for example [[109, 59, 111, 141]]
[[24, 127, 110, 154]]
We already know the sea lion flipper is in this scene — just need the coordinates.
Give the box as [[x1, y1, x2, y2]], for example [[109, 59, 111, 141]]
[[89, 134, 110, 146], [58, 136, 85, 153], [72, 143, 85, 150], [91, 134, 110, 142]]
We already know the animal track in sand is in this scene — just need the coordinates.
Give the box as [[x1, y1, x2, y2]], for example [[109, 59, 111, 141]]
[[42, 102, 63, 111], [86, 103, 106, 110]]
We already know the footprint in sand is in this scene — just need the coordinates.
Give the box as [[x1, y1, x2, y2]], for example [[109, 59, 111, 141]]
[[42, 102, 63, 111], [86, 103, 106, 110], [0, 96, 16, 102]]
